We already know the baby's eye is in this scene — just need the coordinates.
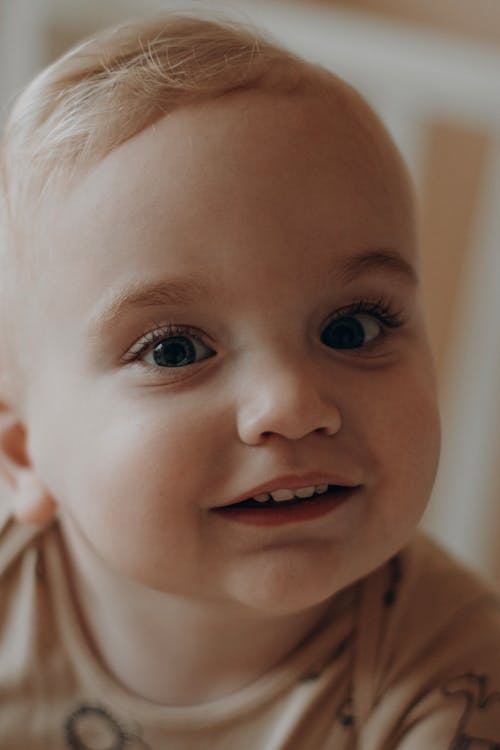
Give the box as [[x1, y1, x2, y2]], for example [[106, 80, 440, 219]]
[[321, 313, 382, 350], [142, 333, 214, 368]]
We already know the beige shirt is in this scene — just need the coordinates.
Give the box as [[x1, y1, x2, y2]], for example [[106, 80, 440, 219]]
[[1, 508, 500, 749]]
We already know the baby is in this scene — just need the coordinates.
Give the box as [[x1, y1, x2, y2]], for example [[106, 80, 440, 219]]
[[0, 11, 499, 749]]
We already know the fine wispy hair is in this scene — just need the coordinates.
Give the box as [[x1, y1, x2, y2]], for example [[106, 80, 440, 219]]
[[0, 12, 311, 248]]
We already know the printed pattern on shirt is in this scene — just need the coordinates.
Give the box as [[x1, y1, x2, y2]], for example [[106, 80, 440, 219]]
[[64, 704, 151, 749], [443, 673, 500, 749], [383, 554, 403, 608]]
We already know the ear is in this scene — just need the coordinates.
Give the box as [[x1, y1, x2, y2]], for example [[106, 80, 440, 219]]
[[0, 395, 57, 525]]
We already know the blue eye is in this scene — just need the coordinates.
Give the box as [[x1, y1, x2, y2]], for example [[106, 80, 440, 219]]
[[321, 313, 381, 350], [146, 335, 213, 368], [129, 326, 215, 369]]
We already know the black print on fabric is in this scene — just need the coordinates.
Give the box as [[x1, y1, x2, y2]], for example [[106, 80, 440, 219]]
[[300, 630, 355, 681], [443, 673, 500, 749], [64, 704, 152, 749], [337, 692, 355, 728], [383, 554, 402, 607]]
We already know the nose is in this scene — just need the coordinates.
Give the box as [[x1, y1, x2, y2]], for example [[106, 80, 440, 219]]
[[236, 352, 342, 445]]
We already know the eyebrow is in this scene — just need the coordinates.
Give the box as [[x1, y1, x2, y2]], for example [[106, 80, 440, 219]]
[[87, 273, 211, 340], [87, 248, 417, 339], [335, 248, 418, 286]]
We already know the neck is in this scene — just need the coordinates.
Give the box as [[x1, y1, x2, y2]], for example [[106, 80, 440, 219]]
[[59, 514, 332, 706]]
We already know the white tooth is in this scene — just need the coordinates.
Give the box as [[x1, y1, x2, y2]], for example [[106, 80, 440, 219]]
[[294, 486, 315, 499], [315, 484, 328, 494], [270, 489, 295, 502], [254, 493, 270, 503]]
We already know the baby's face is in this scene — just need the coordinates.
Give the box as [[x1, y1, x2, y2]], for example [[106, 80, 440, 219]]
[[23, 88, 440, 614]]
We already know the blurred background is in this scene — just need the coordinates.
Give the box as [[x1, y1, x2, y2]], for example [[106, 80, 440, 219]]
[[1, 0, 499, 583]]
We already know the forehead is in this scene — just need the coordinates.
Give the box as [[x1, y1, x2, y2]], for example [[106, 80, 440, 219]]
[[89, 86, 407, 208], [32, 87, 415, 316]]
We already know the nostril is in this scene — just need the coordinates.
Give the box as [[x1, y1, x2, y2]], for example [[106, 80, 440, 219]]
[[317, 424, 337, 436]]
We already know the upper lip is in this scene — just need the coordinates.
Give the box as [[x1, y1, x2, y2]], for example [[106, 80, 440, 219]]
[[213, 472, 361, 509]]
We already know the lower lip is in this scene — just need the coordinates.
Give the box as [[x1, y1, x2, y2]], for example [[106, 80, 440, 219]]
[[212, 488, 359, 527]]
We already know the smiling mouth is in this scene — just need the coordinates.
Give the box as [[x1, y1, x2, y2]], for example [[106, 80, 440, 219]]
[[218, 485, 355, 510]]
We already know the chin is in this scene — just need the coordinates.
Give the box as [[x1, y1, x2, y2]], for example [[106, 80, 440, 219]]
[[221, 542, 357, 616]]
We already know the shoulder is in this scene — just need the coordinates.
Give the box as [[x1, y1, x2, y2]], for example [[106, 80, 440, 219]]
[[359, 532, 500, 656], [353, 532, 500, 749], [380, 532, 499, 639], [391, 533, 500, 655]]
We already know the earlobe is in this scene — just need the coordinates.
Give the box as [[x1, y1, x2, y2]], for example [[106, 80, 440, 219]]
[[0, 399, 57, 526], [12, 471, 57, 525]]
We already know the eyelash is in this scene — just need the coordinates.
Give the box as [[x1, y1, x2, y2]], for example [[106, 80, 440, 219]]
[[124, 323, 208, 362], [124, 296, 406, 365], [330, 296, 406, 330]]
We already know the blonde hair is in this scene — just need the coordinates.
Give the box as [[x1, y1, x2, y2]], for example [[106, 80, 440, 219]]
[[1, 13, 315, 242]]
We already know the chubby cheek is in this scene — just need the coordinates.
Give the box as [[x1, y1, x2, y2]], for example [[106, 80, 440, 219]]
[[368, 359, 441, 536], [33, 392, 216, 591]]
